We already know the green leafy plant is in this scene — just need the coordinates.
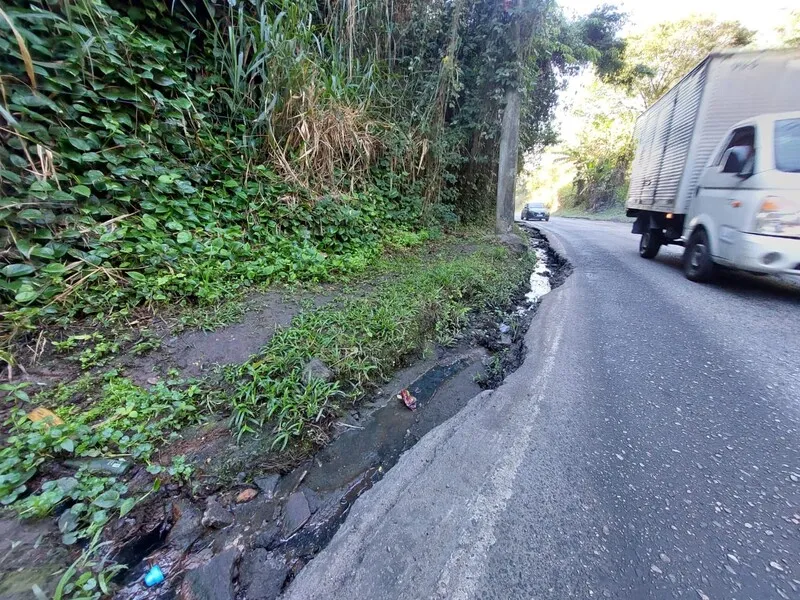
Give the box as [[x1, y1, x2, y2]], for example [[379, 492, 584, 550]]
[[147, 454, 194, 484], [1, 375, 206, 533], [52, 335, 99, 354], [475, 352, 507, 388], [0, 380, 30, 402], [131, 330, 162, 355], [228, 244, 534, 447], [1, 0, 624, 365], [35, 372, 103, 409], [51, 529, 126, 600], [0, 0, 427, 360], [0, 371, 206, 596], [77, 336, 128, 370]]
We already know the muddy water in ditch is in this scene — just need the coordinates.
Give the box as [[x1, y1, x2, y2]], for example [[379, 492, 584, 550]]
[[115, 228, 566, 598], [277, 351, 487, 559], [526, 233, 552, 302]]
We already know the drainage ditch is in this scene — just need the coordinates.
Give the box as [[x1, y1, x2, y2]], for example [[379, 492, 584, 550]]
[[114, 226, 570, 600]]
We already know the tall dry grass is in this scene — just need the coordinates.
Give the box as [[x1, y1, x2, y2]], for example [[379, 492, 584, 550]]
[[275, 86, 383, 187], [203, 0, 395, 190]]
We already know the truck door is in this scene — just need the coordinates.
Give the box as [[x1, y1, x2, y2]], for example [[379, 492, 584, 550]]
[[694, 125, 756, 263]]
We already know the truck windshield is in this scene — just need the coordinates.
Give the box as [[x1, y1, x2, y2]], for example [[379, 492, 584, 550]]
[[775, 118, 800, 173]]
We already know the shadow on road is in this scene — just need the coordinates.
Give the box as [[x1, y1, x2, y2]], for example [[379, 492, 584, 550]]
[[653, 251, 800, 303]]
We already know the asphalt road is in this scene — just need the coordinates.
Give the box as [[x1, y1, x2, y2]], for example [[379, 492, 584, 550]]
[[284, 218, 800, 600]]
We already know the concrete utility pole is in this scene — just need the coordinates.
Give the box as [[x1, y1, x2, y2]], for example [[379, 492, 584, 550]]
[[495, 7, 521, 234], [495, 87, 520, 234]]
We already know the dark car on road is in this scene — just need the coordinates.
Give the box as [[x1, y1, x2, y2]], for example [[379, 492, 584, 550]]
[[521, 202, 550, 221]]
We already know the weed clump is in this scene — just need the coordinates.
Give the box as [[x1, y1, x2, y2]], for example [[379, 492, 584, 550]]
[[229, 244, 534, 448]]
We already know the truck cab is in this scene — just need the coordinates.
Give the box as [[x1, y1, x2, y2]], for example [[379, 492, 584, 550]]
[[682, 112, 800, 281]]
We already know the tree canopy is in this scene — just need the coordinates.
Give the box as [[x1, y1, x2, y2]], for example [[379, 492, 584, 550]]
[[556, 75, 637, 210], [778, 11, 800, 46], [527, 13, 756, 214], [607, 15, 754, 108]]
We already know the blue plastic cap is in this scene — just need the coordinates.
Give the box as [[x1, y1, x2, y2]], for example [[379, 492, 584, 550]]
[[144, 565, 165, 587]]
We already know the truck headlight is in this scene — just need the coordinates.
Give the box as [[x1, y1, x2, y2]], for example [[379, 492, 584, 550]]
[[753, 195, 800, 238]]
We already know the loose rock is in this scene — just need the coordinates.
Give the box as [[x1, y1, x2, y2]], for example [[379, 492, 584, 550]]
[[201, 499, 234, 529], [302, 358, 334, 385], [254, 474, 280, 499], [300, 486, 324, 515], [168, 499, 204, 552], [273, 467, 308, 500], [253, 521, 280, 550], [282, 491, 311, 537], [180, 549, 238, 600], [239, 548, 289, 600]]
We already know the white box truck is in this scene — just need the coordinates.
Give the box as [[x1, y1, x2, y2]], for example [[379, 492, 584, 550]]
[[626, 49, 800, 281]]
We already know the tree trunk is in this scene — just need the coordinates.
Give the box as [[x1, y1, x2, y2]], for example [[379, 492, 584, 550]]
[[495, 87, 520, 234]]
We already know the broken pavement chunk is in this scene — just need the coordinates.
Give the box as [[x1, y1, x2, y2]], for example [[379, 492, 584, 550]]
[[282, 491, 311, 537]]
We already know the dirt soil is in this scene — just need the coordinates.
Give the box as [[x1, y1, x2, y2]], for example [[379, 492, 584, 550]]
[[122, 288, 336, 385], [9, 286, 338, 394]]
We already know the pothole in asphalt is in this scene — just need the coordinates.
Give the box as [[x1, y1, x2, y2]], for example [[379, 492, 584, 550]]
[[113, 227, 571, 600]]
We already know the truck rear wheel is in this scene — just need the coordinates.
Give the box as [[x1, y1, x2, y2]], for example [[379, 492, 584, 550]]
[[683, 228, 715, 282], [639, 230, 662, 259]]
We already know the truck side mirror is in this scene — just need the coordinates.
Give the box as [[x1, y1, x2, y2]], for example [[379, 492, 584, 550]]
[[737, 156, 754, 179], [722, 148, 744, 173], [722, 146, 754, 177]]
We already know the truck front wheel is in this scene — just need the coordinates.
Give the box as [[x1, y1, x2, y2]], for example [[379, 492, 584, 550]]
[[639, 230, 662, 259], [683, 228, 715, 282]]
